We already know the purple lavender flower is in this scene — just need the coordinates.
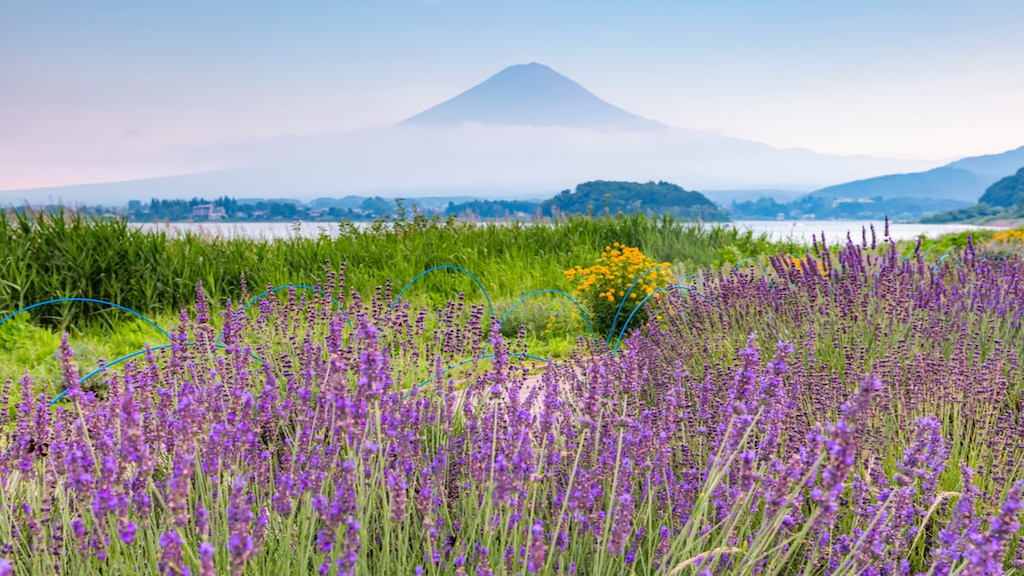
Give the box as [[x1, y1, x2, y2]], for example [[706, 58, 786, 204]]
[[118, 521, 137, 545], [199, 542, 216, 576], [960, 481, 1023, 575], [57, 333, 82, 401], [527, 520, 547, 573], [158, 531, 189, 576], [227, 478, 255, 576], [166, 450, 195, 528], [932, 463, 981, 574], [195, 500, 209, 540]]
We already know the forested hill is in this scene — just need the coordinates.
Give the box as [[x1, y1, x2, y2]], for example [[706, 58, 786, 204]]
[[539, 181, 727, 221], [921, 166, 1024, 223], [978, 167, 1024, 208]]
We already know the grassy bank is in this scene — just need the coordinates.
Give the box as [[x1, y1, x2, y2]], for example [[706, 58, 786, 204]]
[[0, 211, 802, 330]]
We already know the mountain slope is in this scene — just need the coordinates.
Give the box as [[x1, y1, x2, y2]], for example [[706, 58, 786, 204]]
[[805, 146, 1024, 204], [401, 62, 665, 131], [808, 166, 990, 200], [947, 145, 1024, 178]]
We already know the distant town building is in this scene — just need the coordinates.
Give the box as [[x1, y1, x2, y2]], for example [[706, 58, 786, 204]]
[[831, 197, 875, 208], [191, 204, 227, 220]]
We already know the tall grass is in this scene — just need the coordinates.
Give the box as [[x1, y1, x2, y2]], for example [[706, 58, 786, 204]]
[[0, 209, 799, 328]]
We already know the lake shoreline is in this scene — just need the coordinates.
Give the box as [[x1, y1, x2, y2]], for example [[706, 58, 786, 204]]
[[129, 219, 1005, 244]]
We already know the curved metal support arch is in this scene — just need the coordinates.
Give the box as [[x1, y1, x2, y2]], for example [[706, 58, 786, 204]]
[[900, 239, 925, 261], [402, 351, 583, 399], [498, 289, 597, 344], [51, 343, 175, 405], [933, 247, 965, 272], [733, 256, 767, 274], [983, 237, 1017, 260], [52, 341, 265, 406], [390, 265, 496, 319], [0, 298, 171, 340], [606, 265, 675, 343], [921, 244, 937, 262], [610, 285, 710, 356], [942, 254, 964, 269], [998, 237, 1020, 258], [940, 245, 958, 259], [217, 283, 350, 345]]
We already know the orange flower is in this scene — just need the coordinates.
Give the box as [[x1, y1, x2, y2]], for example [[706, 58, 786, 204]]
[[566, 243, 678, 334]]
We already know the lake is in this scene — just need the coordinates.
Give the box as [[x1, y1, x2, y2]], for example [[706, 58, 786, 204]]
[[130, 219, 1000, 244]]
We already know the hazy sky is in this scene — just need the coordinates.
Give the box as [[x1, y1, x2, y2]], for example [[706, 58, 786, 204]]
[[3, 0, 1023, 190]]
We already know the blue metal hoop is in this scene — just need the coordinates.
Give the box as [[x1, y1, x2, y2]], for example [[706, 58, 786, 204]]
[[391, 265, 496, 319]]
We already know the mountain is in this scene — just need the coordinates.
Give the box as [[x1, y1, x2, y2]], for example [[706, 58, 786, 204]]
[[947, 145, 1024, 178], [808, 166, 990, 201], [978, 167, 1024, 208], [805, 145, 1024, 204], [540, 180, 726, 220], [1, 63, 941, 206], [401, 62, 665, 131]]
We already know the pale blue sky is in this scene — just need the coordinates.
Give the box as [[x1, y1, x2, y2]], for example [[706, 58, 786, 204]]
[[3, 0, 1023, 188]]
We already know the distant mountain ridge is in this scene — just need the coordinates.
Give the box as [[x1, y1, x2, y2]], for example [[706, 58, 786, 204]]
[[732, 147, 1024, 221], [807, 145, 1024, 203], [402, 62, 666, 131], [808, 166, 990, 201], [947, 146, 1024, 178]]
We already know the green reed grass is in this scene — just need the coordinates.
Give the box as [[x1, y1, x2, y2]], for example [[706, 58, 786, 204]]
[[0, 209, 799, 330]]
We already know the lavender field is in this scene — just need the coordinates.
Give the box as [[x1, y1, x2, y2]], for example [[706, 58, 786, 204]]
[[2, 231, 1023, 575]]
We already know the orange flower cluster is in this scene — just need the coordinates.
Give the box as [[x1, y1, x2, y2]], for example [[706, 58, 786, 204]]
[[788, 255, 826, 276], [565, 243, 674, 335], [990, 229, 1024, 245]]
